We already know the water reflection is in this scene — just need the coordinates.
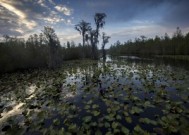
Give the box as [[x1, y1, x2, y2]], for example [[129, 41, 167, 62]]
[[0, 56, 189, 134], [112, 55, 189, 71]]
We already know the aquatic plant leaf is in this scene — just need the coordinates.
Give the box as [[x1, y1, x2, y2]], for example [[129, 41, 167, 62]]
[[84, 105, 90, 110], [92, 104, 99, 109], [112, 122, 119, 129], [95, 130, 102, 135], [105, 122, 110, 128], [93, 110, 100, 116], [105, 131, 113, 135], [125, 116, 132, 123], [133, 125, 150, 134], [130, 106, 143, 114], [87, 100, 93, 105], [53, 119, 60, 126], [121, 126, 129, 135], [116, 115, 122, 120], [143, 101, 155, 108], [123, 111, 129, 116], [139, 118, 157, 125], [90, 122, 97, 127], [68, 123, 77, 131], [82, 116, 92, 123]]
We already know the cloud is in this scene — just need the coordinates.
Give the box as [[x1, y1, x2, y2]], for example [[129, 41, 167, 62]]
[[86, 1, 111, 8], [42, 10, 73, 25], [43, 17, 64, 24], [48, 0, 56, 5], [103, 22, 177, 46], [0, 0, 37, 36], [55, 5, 73, 16], [0, 1, 26, 18], [13, 28, 24, 34], [0, 0, 74, 36], [59, 34, 80, 41], [0, 0, 188, 46], [160, 0, 189, 28], [115, 26, 160, 36], [57, 33, 81, 46], [37, 0, 48, 8]]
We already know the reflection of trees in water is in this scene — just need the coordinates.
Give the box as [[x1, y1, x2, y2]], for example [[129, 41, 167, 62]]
[[82, 63, 98, 85], [115, 56, 189, 71]]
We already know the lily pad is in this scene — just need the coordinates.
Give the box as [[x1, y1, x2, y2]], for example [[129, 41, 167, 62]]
[[125, 116, 132, 123], [112, 122, 119, 129], [82, 116, 92, 123], [130, 106, 143, 115], [92, 110, 100, 116], [121, 126, 129, 135], [139, 118, 157, 125]]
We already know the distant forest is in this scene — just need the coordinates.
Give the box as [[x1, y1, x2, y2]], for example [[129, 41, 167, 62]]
[[0, 27, 98, 73], [109, 27, 189, 56], [0, 13, 109, 73], [1, 24, 189, 73]]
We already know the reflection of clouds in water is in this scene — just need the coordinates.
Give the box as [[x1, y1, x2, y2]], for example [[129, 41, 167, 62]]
[[25, 84, 37, 96], [0, 84, 38, 126], [1, 58, 189, 134], [64, 92, 75, 98], [61, 73, 83, 99], [61, 66, 98, 99], [0, 103, 24, 126]]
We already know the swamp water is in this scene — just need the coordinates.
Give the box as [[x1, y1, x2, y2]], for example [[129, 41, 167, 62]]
[[0, 57, 189, 135]]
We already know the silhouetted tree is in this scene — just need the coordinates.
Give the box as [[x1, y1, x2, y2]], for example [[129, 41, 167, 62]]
[[43, 26, 60, 69], [164, 33, 170, 40], [88, 30, 98, 59], [0, 13, 112, 73], [67, 41, 71, 49], [173, 27, 183, 38], [75, 20, 91, 47], [39, 33, 45, 45], [102, 32, 110, 61], [94, 13, 107, 43], [140, 35, 146, 42], [3, 35, 10, 42]]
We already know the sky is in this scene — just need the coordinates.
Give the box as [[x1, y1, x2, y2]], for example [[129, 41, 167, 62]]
[[0, 0, 189, 48]]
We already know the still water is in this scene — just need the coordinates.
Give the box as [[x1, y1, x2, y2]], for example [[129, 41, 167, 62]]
[[0, 56, 189, 135]]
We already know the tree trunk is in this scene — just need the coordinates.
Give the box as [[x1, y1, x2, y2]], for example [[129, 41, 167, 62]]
[[82, 33, 85, 47], [102, 45, 106, 61]]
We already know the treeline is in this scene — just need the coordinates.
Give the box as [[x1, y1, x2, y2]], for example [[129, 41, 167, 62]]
[[109, 27, 189, 56], [0, 29, 93, 73], [0, 13, 110, 73]]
